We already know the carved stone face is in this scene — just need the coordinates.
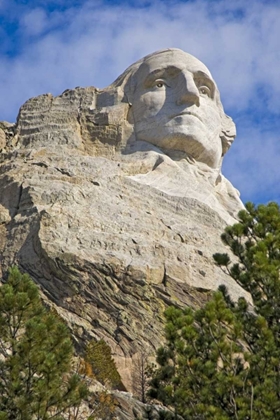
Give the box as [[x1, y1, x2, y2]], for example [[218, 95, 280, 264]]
[[130, 50, 223, 169]]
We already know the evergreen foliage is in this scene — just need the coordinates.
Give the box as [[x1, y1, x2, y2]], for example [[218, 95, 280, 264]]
[[85, 339, 125, 390], [149, 202, 280, 419], [88, 391, 117, 420], [0, 266, 88, 419]]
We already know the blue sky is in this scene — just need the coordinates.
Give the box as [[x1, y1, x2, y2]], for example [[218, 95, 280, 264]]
[[0, 0, 279, 205]]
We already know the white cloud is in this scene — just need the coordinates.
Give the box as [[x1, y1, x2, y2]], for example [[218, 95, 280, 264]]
[[1, 0, 279, 115], [223, 120, 280, 204], [21, 8, 48, 36], [0, 0, 279, 204]]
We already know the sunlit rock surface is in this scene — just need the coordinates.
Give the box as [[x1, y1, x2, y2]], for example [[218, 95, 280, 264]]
[[0, 50, 249, 400]]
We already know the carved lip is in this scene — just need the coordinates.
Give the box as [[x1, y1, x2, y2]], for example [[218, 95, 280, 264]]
[[170, 111, 202, 122]]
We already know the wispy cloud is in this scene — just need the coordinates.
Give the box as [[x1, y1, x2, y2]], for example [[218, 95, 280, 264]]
[[0, 0, 279, 204]]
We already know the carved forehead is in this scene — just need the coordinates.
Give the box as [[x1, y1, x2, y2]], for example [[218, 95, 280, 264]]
[[133, 49, 214, 85]]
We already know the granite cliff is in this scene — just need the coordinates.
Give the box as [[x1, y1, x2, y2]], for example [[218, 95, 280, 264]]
[[0, 49, 249, 403]]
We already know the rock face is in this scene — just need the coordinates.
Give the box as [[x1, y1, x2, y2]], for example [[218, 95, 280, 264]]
[[0, 49, 249, 392]]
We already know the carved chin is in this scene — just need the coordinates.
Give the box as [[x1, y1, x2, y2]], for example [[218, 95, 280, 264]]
[[136, 126, 208, 153], [135, 128, 222, 168]]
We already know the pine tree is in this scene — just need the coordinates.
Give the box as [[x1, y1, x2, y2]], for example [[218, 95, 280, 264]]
[[213, 201, 280, 418], [213, 201, 280, 334], [149, 295, 249, 419], [0, 266, 88, 419], [85, 339, 125, 390], [150, 202, 280, 419]]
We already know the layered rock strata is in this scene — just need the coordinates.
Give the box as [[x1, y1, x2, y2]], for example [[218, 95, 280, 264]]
[[0, 49, 249, 392]]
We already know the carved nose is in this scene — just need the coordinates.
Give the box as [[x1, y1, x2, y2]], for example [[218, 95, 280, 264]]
[[176, 73, 200, 107]]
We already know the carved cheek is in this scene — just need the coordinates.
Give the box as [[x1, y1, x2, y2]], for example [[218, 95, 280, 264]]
[[134, 92, 165, 120], [200, 102, 221, 130]]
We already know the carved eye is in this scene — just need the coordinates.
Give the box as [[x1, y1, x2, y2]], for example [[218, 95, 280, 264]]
[[154, 80, 166, 88], [199, 86, 211, 97]]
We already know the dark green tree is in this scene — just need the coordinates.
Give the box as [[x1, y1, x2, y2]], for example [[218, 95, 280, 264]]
[[150, 202, 280, 419], [0, 266, 88, 419], [213, 201, 280, 335], [149, 295, 249, 419], [85, 339, 125, 391]]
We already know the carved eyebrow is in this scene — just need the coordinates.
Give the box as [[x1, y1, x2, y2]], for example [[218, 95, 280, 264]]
[[144, 66, 181, 87], [143, 67, 216, 97], [193, 71, 216, 97]]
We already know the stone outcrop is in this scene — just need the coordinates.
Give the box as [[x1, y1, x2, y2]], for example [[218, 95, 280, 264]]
[[0, 49, 249, 398]]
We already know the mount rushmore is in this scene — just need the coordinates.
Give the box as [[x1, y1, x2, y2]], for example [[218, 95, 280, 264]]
[[0, 48, 249, 390]]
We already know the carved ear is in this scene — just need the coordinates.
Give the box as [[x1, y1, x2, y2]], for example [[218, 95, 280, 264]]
[[220, 114, 236, 156], [123, 73, 137, 105]]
